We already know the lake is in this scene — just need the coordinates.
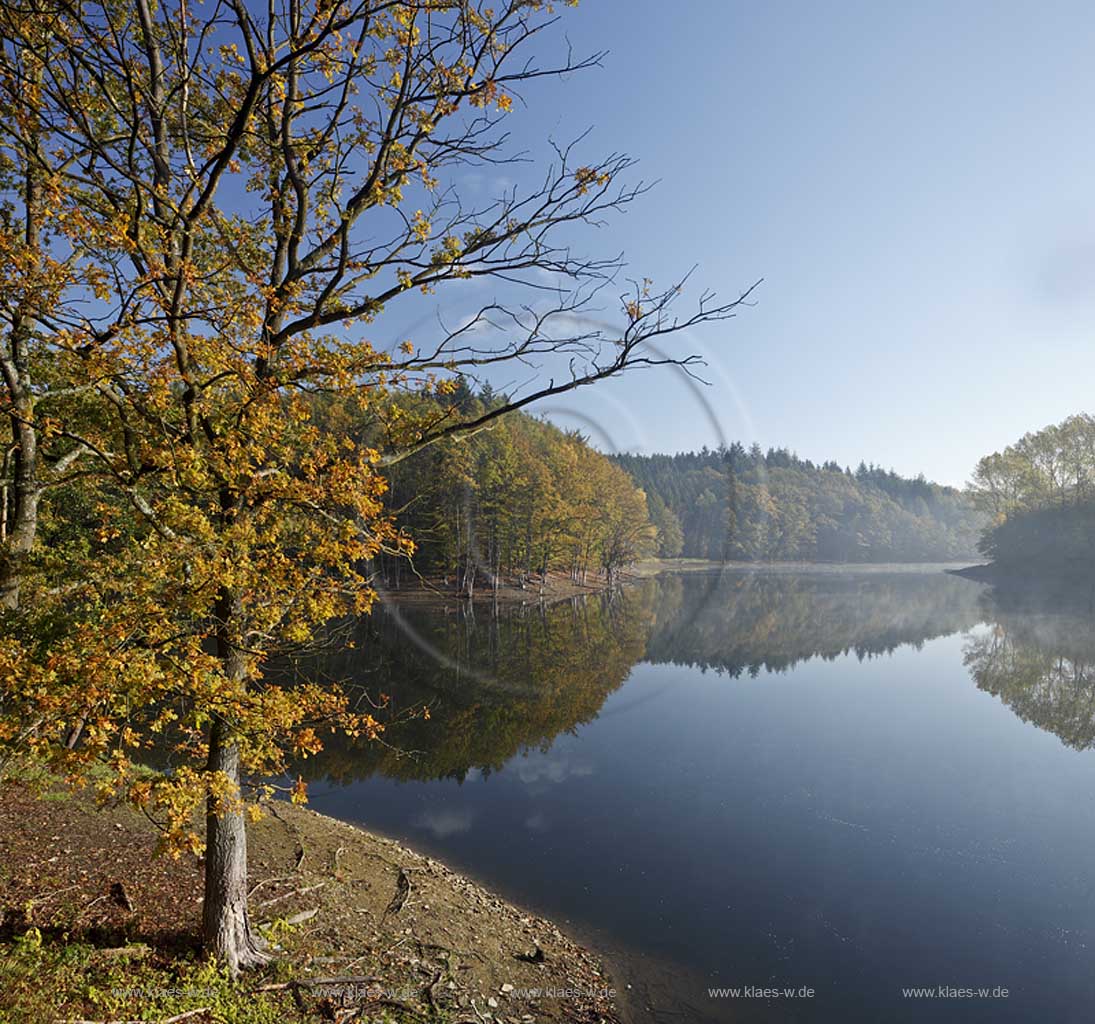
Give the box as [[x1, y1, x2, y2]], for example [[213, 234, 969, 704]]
[[299, 568, 1095, 1022]]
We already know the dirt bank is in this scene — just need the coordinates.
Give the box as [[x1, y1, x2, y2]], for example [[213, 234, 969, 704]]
[[0, 778, 623, 1024]]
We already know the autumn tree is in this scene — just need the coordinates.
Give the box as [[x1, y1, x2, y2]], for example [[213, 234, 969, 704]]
[[377, 394, 655, 591], [971, 413, 1095, 574], [971, 414, 1095, 522], [0, 0, 750, 973]]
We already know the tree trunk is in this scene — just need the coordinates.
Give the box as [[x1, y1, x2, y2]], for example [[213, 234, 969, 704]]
[[202, 719, 269, 974], [64, 713, 87, 749], [203, 584, 269, 974], [0, 411, 39, 610], [0, 79, 43, 613]]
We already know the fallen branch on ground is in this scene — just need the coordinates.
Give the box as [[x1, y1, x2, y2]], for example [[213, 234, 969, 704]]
[[253, 974, 382, 992], [255, 881, 327, 909], [55, 1008, 210, 1024]]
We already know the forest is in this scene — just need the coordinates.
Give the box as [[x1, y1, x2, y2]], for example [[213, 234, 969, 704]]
[[970, 413, 1095, 582], [365, 384, 655, 595], [615, 445, 984, 563], [354, 388, 986, 595]]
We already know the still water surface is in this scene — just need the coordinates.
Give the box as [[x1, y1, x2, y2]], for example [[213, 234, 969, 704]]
[[301, 570, 1095, 1022]]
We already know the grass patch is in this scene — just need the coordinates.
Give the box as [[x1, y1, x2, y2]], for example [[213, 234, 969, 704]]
[[0, 928, 424, 1023], [0, 929, 284, 1024]]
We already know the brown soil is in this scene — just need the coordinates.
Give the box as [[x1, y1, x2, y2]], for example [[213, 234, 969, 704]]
[[0, 780, 624, 1023]]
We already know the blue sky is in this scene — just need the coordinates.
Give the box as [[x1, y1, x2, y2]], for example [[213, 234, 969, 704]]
[[394, 2, 1095, 486]]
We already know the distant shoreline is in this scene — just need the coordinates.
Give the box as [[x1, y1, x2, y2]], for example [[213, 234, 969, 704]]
[[375, 559, 984, 608], [947, 561, 1095, 607], [373, 568, 618, 608], [946, 563, 997, 583], [634, 558, 980, 576], [948, 561, 1089, 586]]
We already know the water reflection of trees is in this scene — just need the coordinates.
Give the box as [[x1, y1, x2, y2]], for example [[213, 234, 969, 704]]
[[964, 607, 1095, 749], [646, 571, 985, 676], [304, 572, 990, 785], [305, 586, 656, 784]]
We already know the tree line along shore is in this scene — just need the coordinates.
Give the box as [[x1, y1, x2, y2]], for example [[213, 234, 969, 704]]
[[364, 384, 988, 601]]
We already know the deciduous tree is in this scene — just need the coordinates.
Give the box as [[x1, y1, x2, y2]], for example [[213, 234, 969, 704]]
[[0, 0, 747, 972]]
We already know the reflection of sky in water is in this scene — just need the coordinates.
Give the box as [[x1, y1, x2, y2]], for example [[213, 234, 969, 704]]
[[515, 751, 595, 787], [413, 807, 474, 838], [409, 748, 598, 839]]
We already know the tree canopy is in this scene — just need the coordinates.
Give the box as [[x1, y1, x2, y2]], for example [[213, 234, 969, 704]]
[[373, 387, 655, 594], [970, 413, 1095, 579], [0, 0, 744, 972]]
